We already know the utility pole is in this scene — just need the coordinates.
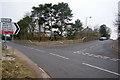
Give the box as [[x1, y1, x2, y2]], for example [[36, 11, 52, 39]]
[[85, 16, 92, 41], [85, 16, 92, 27]]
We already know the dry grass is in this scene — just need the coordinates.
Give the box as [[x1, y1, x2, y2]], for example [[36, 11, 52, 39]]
[[14, 39, 83, 47], [2, 49, 36, 78]]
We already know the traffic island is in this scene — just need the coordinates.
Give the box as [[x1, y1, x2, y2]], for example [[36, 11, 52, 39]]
[[13, 39, 84, 47]]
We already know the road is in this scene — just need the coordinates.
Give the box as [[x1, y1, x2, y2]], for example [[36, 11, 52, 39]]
[[7, 40, 120, 78]]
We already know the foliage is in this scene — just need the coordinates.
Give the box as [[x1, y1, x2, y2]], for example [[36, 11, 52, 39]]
[[73, 19, 83, 30], [17, 2, 73, 41], [17, 15, 34, 40], [67, 33, 77, 40], [65, 19, 83, 39], [17, 2, 99, 41], [99, 24, 111, 38]]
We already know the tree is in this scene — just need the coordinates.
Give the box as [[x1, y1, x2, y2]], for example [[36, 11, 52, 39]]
[[31, 4, 47, 41], [55, 2, 73, 37], [17, 2, 73, 41], [44, 3, 54, 40], [73, 19, 83, 32], [99, 24, 111, 39], [17, 14, 34, 40]]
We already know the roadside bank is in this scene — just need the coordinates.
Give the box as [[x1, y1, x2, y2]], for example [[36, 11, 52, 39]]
[[2, 45, 50, 78]]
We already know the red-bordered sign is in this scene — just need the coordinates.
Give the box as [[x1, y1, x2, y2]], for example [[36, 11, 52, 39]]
[[2, 31, 14, 34], [1, 22, 14, 34]]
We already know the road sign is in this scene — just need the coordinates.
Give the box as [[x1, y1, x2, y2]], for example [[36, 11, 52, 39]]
[[11, 22, 20, 34], [0, 22, 20, 34], [1, 18, 12, 22], [0, 18, 20, 35], [1, 22, 14, 34]]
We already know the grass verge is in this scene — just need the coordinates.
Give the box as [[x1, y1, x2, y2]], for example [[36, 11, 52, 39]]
[[2, 49, 36, 78]]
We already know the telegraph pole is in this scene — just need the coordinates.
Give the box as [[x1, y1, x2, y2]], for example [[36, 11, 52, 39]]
[[85, 16, 92, 41]]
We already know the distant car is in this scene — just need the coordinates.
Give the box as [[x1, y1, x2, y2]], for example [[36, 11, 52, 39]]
[[99, 37, 107, 41]]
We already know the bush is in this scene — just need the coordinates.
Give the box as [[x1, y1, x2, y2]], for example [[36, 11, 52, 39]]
[[67, 33, 77, 40]]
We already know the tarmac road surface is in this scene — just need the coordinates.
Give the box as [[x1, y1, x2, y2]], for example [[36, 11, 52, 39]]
[[7, 40, 120, 78]]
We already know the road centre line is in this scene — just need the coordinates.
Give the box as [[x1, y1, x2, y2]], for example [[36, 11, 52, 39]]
[[91, 46, 95, 48], [82, 62, 120, 76], [49, 53, 69, 60], [34, 49, 45, 52], [24, 46, 45, 52], [28, 47, 34, 49]]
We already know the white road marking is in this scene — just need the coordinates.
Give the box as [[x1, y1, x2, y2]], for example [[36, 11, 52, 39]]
[[73, 52, 77, 53], [35, 64, 45, 73], [93, 54, 103, 58], [39, 67, 45, 72], [84, 53, 90, 55], [110, 58, 120, 61], [103, 56, 110, 59], [76, 51, 84, 54], [81, 52, 86, 55], [82, 49, 86, 51], [82, 62, 120, 76], [25, 46, 45, 52], [77, 51, 80, 53], [90, 46, 94, 48], [35, 49, 45, 52], [87, 53, 94, 56], [74, 51, 119, 62], [49, 53, 69, 60], [28, 47, 34, 49]]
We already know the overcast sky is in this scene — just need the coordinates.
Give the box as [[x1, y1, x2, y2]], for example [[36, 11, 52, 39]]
[[0, 0, 119, 39]]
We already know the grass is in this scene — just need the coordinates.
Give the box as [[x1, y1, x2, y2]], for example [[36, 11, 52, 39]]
[[2, 49, 36, 78]]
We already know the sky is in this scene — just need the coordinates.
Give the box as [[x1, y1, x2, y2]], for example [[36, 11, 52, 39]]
[[0, 0, 119, 39]]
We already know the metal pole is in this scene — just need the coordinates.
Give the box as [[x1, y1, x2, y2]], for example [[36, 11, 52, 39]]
[[86, 17, 92, 27], [85, 17, 92, 41], [12, 34, 14, 41], [86, 17, 88, 27], [12, 34, 14, 54], [5, 34, 6, 42], [85, 17, 88, 41]]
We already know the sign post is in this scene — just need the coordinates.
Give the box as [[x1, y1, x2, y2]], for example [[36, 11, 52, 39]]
[[0, 18, 20, 41], [12, 34, 14, 41]]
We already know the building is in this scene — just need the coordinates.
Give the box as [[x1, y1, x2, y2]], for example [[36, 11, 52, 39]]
[[82, 27, 94, 34]]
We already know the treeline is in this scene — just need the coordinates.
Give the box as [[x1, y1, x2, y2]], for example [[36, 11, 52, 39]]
[[16, 2, 110, 41]]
